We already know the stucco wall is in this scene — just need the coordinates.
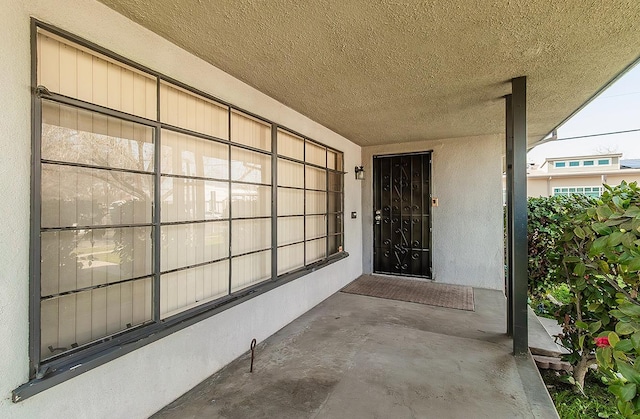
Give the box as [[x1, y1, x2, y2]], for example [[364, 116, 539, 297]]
[[528, 173, 640, 197], [606, 174, 640, 186], [527, 178, 550, 197], [0, 1, 362, 417], [361, 135, 505, 290]]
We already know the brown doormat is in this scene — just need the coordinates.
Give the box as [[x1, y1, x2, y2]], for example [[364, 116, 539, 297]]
[[341, 275, 474, 311]]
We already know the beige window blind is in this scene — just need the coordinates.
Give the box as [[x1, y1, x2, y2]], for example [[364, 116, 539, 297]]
[[160, 82, 229, 139], [38, 31, 157, 120], [277, 129, 304, 160], [231, 110, 271, 151]]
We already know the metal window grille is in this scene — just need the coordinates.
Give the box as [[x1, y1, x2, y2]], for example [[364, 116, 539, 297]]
[[29, 23, 345, 379]]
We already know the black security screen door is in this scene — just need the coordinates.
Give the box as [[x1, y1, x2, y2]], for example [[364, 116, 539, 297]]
[[373, 152, 432, 278]]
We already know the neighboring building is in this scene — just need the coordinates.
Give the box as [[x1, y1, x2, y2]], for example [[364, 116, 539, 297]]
[[527, 153, 640, 197]]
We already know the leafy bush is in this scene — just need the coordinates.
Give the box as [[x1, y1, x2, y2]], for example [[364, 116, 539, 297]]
[[526, 194, 601, 390], [528, 195, 595, 300], [526, 183, 640, 417], [596, 299, 640, 418], [557, 181, 640, 417]]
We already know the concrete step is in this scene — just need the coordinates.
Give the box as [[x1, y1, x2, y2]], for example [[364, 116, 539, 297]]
[[528, 308, 570, 358], [533, 355, 573, 372]]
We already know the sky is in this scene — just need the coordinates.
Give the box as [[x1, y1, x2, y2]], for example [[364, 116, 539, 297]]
[[527, 63, 640, 165]]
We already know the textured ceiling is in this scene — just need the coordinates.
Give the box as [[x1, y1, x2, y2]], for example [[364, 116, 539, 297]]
[[97, 0, 640, 147]]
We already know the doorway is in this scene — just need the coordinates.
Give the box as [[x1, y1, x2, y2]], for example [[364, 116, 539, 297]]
[[373, 152, 432, 278]]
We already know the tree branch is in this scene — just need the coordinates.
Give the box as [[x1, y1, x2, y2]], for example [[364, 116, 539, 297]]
[[603, 273, 640, 306]]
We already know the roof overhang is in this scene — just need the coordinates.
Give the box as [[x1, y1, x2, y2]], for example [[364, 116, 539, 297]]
[[97, 0, 640, 147]]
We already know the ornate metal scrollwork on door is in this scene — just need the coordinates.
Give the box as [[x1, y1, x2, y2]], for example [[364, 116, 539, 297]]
[[373, 153, 432, 277]]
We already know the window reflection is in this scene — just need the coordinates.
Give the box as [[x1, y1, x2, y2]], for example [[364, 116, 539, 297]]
[[161, 129, 229, 179], [231, 147, 271, 184], [42, 102, 154, 172], [161, 178, 229, 222]]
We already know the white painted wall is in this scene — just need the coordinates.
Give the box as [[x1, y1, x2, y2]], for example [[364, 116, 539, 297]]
[[361, 135, 505, 290], [0, 1, 362, 417]]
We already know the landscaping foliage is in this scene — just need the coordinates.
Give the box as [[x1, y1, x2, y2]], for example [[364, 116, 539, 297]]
[[528, 195, 594, 293], [527, 195, 594, 314], [570, 182, 640, 418], [528, 182, 640, 417], [542, 370, 623, 419]]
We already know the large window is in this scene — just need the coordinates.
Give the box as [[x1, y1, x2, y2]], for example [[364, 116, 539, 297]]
[[31, 25, 344, 378], [276, 130, 344, 275], [553, 186, 603, 198], [555, 159, 611, 169]]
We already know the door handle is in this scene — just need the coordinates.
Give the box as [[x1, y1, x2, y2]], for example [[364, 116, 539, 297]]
[[374, 209, 382, 225]]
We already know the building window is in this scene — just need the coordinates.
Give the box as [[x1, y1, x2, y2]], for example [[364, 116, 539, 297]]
[[583, 160, 594, 166], [31, 25, 344, 377], [554, 161, 566, 168], [598, 159, 610, 166], [569, 161, 579, 167], [39, 100, 156, 361], [275, 130, 344, 275], [553, 186, 602, 198]]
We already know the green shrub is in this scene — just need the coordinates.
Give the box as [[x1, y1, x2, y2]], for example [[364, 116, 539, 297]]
[[527, 194, 600, 390], [558, 181, 640, 418], [526, 183, 640, 417], [528, 195, 595, 299]]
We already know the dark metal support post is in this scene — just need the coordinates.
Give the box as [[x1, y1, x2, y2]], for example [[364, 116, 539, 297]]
[[511, 76, 529, 356], [505, 94, 514, 337]]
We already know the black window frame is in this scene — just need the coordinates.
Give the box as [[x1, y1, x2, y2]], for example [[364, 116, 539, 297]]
[[15, 19, 347, 402]]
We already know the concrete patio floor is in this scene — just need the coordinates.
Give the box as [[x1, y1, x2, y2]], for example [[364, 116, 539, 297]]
[[152, 283, 558, 418]]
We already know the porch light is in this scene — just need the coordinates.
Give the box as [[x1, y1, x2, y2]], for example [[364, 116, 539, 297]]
[[355, 165, 365, 180]]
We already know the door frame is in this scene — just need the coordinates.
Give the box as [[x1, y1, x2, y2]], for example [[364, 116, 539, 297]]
[[372, 151, 433, 279]]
